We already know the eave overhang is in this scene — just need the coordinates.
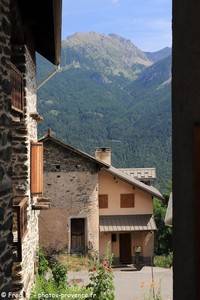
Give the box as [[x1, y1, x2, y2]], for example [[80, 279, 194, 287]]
[[18, 0, 62, 65]]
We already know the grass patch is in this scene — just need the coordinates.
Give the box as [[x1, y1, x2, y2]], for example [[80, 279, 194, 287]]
[[154, 253, 173, 268], [56, 252, 91, 272]]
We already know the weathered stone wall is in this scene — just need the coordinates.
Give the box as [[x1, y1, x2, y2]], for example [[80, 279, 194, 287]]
[[0, 0, 13, 293], [10, 2, 40, 297], [12, 43, 39, 298], [39, 139, 99, 253]]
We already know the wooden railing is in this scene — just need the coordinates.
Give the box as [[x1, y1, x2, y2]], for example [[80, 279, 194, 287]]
[[10, 62, 24, 113]]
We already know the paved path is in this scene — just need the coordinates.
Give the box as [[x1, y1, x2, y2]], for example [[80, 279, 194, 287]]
[[68, 267, 173, 300]]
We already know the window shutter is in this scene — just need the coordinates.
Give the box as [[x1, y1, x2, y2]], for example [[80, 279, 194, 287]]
[[99, 194, 108, 209], [31, 142, 43, 195], [11, 63, 24, 113], [120, 194, 135, 208], [20, 199, 28, 238], [13, 197, 28, 262]]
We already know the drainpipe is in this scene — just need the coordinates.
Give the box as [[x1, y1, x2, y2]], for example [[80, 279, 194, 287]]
[[37, 65, 61, 90]]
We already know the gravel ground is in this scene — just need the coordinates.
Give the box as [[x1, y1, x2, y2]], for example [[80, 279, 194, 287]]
[[68, 267, 173, 300]]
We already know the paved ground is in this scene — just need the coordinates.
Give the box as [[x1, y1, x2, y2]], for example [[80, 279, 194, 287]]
[[68, 267, 173, 300]]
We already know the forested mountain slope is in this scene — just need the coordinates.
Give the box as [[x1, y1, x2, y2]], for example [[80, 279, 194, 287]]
[[37, 33, 171, 190]]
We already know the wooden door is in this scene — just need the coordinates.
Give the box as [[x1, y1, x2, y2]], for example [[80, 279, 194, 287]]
[[71, 218, 85, 253], [119, 233, 132, 264]]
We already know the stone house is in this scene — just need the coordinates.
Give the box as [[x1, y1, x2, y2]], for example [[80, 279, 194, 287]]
[[39, 132, 163, 265], [0, 0, 62, 297], [39, 131, 109, 254]]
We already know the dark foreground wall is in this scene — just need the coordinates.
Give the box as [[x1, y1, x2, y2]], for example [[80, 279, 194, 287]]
[[0, 0, 13, 292], [172, 1, 200, 299]]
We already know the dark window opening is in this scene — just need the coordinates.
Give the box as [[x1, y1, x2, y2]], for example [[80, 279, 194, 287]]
[[112, 233, 117, 242]]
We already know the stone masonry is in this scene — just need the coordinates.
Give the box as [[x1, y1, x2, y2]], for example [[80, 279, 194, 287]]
[[0, 0, 42, 297], [39, 138, 100, 254], [11, 40, 40, 298]]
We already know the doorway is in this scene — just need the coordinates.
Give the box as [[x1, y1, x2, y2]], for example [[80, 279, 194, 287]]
[[71, 218, 85, 254], [119, 233, 132, 264]]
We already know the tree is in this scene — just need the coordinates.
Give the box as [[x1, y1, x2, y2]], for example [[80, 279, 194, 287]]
[[153, 192, 172, 255]]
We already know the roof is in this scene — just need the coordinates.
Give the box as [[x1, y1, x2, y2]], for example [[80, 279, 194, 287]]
[[165, 193, 173, 226], [18, 0, 62, 65], [40, 130, 163, 199], [39, 133, 109, 168], [119, 168, 156, 180], [99, 215, 157, 232], [105, 166, 163, 200]]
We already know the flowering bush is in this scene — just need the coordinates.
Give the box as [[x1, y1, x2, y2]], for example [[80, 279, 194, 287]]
[[141, 279, 162, 300], [87, 257, 115, 300]]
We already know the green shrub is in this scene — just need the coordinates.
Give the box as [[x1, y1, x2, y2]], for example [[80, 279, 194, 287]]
[[153, 197, 173, 256], [87, 257, 115, 300], [154, 253, 173, 268], [38, 249, 49, 276], [30, 276, 93, 300], [51, 262, 67, 287]]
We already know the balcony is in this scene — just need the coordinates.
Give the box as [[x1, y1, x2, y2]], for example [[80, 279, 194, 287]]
[[11, 63, 24, 113]]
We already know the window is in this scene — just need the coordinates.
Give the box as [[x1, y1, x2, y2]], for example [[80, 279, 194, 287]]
[[99, 194, 108, 209], [10, 62, 24, 113], [31, 142, 43, 195], [120, 194, 135, 208], [13, 197, 28, 262], [56, 164, 60, 170], [112, 233, 117, 242]]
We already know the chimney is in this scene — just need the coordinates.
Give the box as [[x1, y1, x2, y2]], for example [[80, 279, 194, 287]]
[[95, 147, 111, 165]]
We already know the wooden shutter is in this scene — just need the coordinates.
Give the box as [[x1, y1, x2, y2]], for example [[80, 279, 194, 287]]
[[13, 197, 28, 262], [31, 142, 43, 195], [10, 62, 24, 112], [120, 194, 135, 208], [20, 198, 28, 238], [99, 194, 108, 209]]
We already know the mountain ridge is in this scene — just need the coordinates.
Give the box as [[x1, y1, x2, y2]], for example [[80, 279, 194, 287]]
[[37, 32, 172, 191]]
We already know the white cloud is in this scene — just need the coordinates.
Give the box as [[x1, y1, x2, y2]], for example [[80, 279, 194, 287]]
[[111, 0, 120, 5]]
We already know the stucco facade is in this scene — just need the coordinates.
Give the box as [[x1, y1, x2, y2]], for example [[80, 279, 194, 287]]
[[99, 170, 154, 264], [99, 231, 154, 264], [99, 170, 153, 216]]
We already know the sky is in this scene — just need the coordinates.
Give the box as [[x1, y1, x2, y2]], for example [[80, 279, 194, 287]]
[[62, 0, 172, 52]]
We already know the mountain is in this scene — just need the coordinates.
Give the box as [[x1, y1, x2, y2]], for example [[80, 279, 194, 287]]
[[37, 33, 171, 191], [145, 47, 172, 63], [60, 32, 152, 80]]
